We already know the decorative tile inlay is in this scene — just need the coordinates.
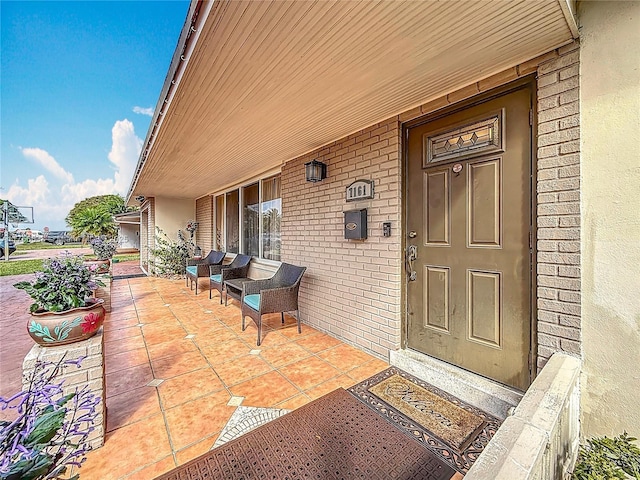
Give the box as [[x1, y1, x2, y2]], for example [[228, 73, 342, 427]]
[[249, 349, 261, 355], [213, 406, 290, 448], [147, 379, 164, 387], [185, 334, 196, 339], [227, 396, 244, 407], [204, 310, 213, 314], [135, 323, 145, 327], [164, 304, 171, 307]]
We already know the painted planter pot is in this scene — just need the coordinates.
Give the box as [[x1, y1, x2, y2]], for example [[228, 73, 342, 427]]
[[27, 298, 106, 347], [83, 259, 111, 274]]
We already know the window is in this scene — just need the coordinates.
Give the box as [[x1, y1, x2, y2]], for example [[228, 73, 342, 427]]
[[213, 173, 281, 260], [214, 195, 224, 251], [261, 175, 281, 261], [225, 190, 239, 253], [242, 183, 260, 257]]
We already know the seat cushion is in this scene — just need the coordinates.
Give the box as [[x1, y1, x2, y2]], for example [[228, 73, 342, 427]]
[[186, 266, 197, 276], [244, 294, 260, 311], [210, 274, 222, 283]]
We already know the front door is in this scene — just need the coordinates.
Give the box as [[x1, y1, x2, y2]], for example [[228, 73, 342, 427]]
[[406, 84, 533, 391]]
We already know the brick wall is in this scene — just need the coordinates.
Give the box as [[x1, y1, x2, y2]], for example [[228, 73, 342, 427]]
[[534, 42, 581, 370], [281, 43, 582, 367], [23, 333, 106, 449], [196, 195, 213, 251], [281, 118, 403, 359], [254, 42, 584, 370]]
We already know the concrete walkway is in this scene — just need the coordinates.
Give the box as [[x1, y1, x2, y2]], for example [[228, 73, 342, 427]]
[[0, 272, 35, 412]]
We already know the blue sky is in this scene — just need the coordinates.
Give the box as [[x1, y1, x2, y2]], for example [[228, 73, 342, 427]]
[[1, 0, 189, 230]]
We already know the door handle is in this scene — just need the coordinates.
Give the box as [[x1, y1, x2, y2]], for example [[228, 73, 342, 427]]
[[406, 245, 418, 281]]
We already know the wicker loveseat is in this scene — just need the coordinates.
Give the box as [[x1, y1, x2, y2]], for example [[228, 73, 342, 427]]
[[186, 250, 225, 294], [209, 254, 251, 303], [238, 263, 306, 346]]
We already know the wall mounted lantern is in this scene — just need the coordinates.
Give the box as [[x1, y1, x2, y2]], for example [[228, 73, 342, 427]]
[[305, 159, 327, 183]]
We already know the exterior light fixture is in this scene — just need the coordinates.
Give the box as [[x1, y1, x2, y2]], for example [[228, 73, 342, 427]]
[[135, 195, 146, 203], [305, 159, 327, 183]]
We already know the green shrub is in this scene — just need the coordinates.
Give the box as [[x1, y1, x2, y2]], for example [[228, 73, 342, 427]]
[[149, 227, 194, 276], [572, 433, 640, 480]]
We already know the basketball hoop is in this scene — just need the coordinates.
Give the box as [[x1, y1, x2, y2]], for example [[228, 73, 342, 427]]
[[2, 201, 34, 260]]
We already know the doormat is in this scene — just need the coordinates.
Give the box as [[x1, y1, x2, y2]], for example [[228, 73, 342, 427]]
[[155, 388, 457, 480], [112, 273, 147, 280], [348, 367, 501, 473]]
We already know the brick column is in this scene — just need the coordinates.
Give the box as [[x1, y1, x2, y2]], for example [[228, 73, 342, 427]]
[[22, 332, 106, 449], [535, 42, 582, 370]]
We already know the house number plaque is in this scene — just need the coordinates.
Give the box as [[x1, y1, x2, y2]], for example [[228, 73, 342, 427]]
[[346, 180, 374, 202]]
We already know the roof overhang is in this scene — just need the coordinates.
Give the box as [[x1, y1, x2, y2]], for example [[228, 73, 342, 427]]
[[127, 0, 578, 203], [113, 211, 141, 225]]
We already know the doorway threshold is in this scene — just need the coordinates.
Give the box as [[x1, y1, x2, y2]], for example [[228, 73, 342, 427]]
[[390, 349, 523, 420]]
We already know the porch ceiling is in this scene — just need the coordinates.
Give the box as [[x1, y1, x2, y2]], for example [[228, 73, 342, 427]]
[[130, 0, 576, 201]]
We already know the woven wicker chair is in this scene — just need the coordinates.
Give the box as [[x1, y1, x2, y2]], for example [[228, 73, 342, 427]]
[[186, 250, 225, 294], [240, 263, 306, 346], [209, 254, 251, 303]]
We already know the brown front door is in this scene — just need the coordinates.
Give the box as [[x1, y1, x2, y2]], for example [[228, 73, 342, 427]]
[[406, 84, 533, 391]]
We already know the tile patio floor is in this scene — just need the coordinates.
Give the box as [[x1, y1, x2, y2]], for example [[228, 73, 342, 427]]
[[67, 273, 389, 479]]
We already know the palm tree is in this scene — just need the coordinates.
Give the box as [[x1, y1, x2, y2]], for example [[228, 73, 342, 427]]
[[68, 207, 116, 238]]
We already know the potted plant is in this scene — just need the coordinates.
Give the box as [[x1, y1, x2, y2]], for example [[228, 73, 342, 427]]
[[84, 237, 118, 274], [0, 356, 100, 479], [14, 254, 106, 347]]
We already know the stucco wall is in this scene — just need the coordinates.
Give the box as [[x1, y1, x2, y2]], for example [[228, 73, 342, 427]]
[[579, 1, 640, 437], [117, 223, 139, 250], [154, 197, 195, 242]]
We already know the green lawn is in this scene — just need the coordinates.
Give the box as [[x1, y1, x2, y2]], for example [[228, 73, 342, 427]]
[[0, 253, 139, 277], [0, 259, 44, 276], [16, 242, 83, 251]]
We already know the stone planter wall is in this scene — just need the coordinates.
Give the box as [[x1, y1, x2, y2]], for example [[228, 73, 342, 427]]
[[22, 331, 106, 449], [465, 354, 581, 480]]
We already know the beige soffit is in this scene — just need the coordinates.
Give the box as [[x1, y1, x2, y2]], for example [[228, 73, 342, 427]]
[[113, 211, 141, 225], [128, 0, 577, 202]]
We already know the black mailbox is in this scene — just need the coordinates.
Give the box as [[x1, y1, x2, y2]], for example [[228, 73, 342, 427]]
[[344, 208, 367, 240]]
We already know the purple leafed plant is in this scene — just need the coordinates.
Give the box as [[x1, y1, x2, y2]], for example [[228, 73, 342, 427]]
[[13, 253, 104, 313], [0, 357, 100, 480]]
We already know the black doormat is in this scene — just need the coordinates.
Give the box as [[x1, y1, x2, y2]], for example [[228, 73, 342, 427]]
[[155, 388, 457, 480], [348, 367, 501, 474], [112, 273, 147, 280]]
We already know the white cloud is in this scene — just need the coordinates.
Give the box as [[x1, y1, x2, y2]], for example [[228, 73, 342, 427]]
[[108, 119, 142, 194], [7, 175, 50, 206], [133, 106, 154, 116], [7, 120, 142, 230], [21, 147, 74, 184], [6, 176, 67, 228]]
